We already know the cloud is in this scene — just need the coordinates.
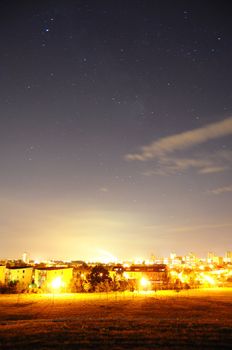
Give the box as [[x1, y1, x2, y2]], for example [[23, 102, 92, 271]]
[[144, 223, 232, 233], [126, 117, 232, 161], [167, 223, 232, 233], [198, 166, 227, 174], [99, 187, 109, 193], [142, 150, 232, 176], [208, 185, 232, 195]]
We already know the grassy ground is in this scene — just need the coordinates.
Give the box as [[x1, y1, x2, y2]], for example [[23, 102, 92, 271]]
[[0, 288, 231, 349]]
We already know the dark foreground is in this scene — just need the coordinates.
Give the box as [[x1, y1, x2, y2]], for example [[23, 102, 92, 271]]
[[0, 289, 231, 349]]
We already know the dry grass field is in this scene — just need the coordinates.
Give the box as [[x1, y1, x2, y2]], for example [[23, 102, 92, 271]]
[[0, 288, 231, 349]]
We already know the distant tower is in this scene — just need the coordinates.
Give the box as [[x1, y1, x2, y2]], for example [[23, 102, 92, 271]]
[[225, 251, 232, 262], [207, 252, 215, 263], [22, 252, 29, 264], [150, 253, 156, 263], [170, 252, 176, 260]]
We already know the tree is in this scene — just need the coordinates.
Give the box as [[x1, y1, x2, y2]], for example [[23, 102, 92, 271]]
[[89, 265, 112, 291]]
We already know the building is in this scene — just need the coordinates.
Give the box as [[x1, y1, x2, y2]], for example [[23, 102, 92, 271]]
[[184, 252, 198, 266], [22, 252, 30, 264], [0, 265, 6, 285], [225, 251, 232, 263], [212, 256, 223, 265], [207, 252, 215, 263], [6, 266, 33, 289], [34, 267, 73, 292], [122, 264, 168, 290]]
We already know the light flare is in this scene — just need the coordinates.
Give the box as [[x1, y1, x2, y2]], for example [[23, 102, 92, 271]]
[[51, 277, 62, 289]]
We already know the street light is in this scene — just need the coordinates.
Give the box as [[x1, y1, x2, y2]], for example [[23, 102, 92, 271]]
[[51, 277, 62, 290], [140, 277, 150, 290]]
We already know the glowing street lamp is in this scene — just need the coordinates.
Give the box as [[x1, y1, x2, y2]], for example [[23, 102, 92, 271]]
[[140, 277, 150, 289], [201, 274, 215, 286], [51, 277, 62, 290]]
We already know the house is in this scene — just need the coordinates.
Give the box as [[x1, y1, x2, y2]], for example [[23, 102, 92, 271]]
[[0, 265, 6, 285], [122, 264, 168, 290], [34, 267, 73, 292], [6, 266, 33, 289]]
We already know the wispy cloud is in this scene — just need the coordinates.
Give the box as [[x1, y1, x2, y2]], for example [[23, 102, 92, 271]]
[[144, 223, 232, 233], [198, 166, 227, 174], [167, 223, 232, 233], [142, 150, 232, 176], [208, 185, 232, 195], [99, 187, 109, 193], [126, 117, 232, 161]]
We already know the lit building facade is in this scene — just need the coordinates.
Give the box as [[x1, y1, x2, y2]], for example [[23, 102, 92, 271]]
[[0, 265, 6, 285], [6, 267, 33, 289], [34, 267, 73, 292], [121, 264, 168, 289]]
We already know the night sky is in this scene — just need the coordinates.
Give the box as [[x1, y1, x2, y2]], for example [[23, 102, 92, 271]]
[[1, 1, 232, 261]]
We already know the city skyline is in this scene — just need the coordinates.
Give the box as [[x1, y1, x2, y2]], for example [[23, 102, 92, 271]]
[[1, 249, 232, 265], [0, 1, 232, 261]]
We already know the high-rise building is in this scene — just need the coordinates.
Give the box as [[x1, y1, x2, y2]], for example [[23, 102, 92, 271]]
[[170, 252, 176, 260], [22, 252, 29, 264], [207, 252, 215, 263], [225, 251, 232, 262]]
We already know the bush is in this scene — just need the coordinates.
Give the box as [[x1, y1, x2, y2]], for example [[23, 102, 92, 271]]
[[0, 281, 19, 294]]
